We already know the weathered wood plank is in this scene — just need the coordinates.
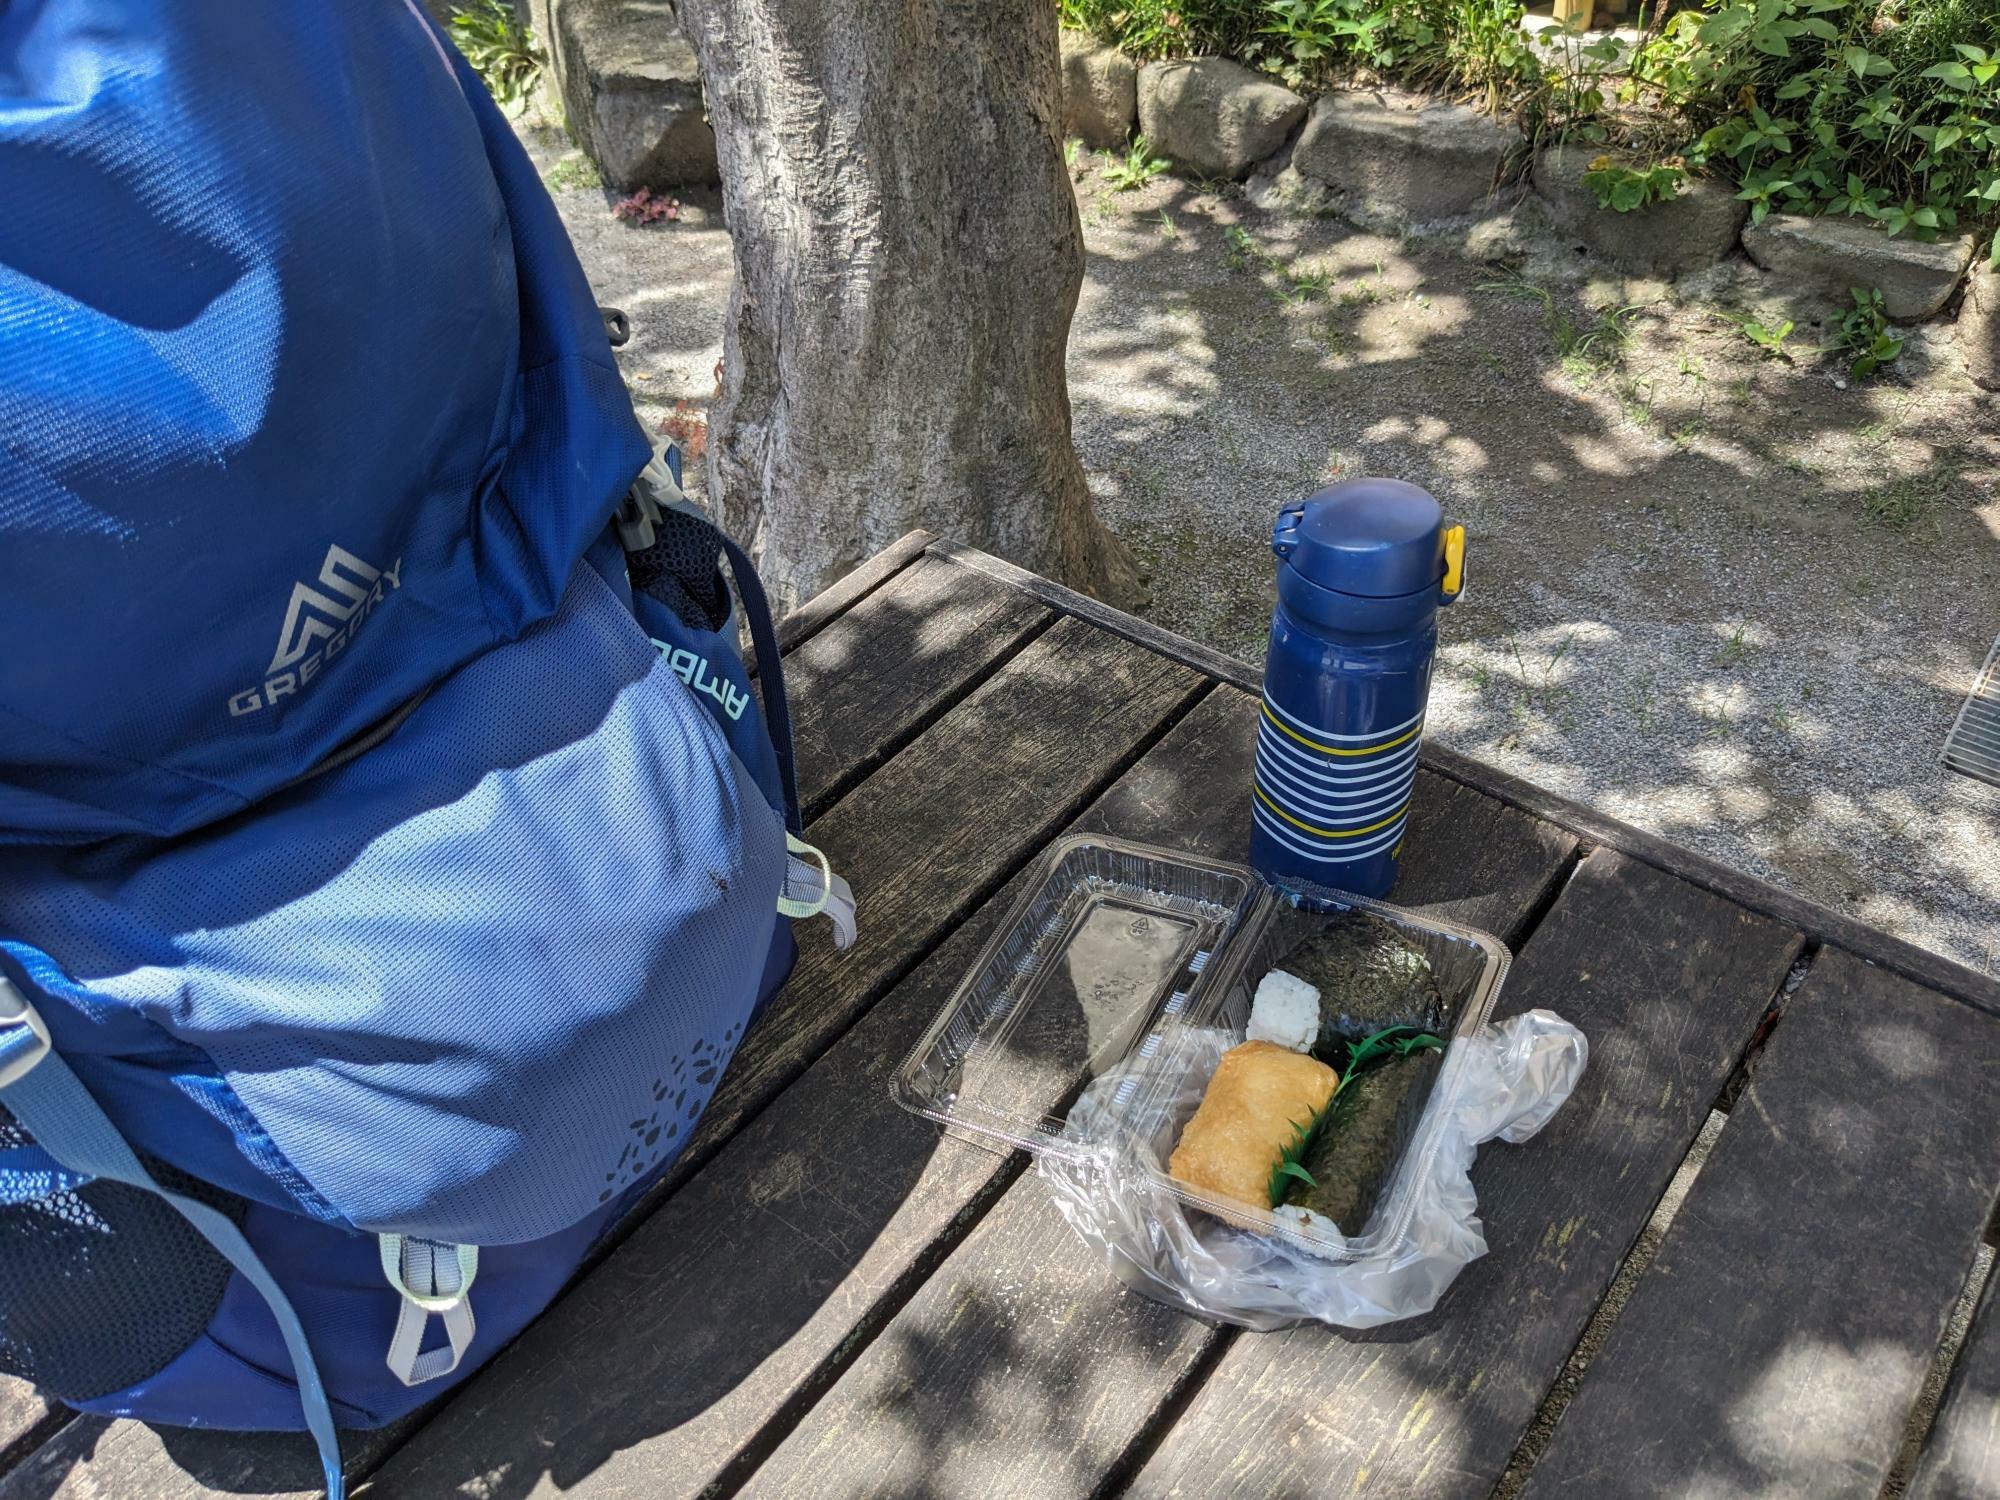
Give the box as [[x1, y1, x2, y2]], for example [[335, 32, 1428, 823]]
[[1129, 849, 1803, 1500], [1521, 948, 2000, 1500], [364, 684, 1259, 1499], [0, 1381, 60, 1474], [754, 1187, 1216, 1500], [0, 617, 1206, 1500], [743, 698, 1580, 1499], [0, 1418, 407, 1500], [673, 615, 1205, 1201], [775, 529, 934, 653], [926, 538, 2000, 1021], [782, 553, 1049, 818], [928, 536, 1256, 695], [1913, 1269, 2000, 1500]]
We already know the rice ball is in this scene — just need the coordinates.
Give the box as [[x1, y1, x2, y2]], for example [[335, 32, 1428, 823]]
[[1247, 968, 1320, 1053]]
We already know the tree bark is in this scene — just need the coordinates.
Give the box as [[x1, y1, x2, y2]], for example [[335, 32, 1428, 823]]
[[675, 0, 1142, 615]]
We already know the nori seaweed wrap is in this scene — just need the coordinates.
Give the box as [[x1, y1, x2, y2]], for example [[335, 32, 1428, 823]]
[[1281, 1048, 1441, 1231], [1276, 911, 1444, 1059]]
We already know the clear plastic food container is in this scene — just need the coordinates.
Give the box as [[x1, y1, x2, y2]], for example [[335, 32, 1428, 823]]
[[894, 835, 1512, 1262]]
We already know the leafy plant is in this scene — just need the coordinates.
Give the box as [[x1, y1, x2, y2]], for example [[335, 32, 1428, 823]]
[[1582, 157, 1688, 212], [1736, 313, 1798, 358], [1834, 285, 1904, 377], [1640, 0, 2000, 241], [1064, 0, 2000, 247], [1261, 0, 1394, 84], [1106, 135, 1171, 191], [449, 0, 543, 112], [1061, 0, 1268, 61], [1222, 224, 1261, 271], [1064, 137, 1085, 171]]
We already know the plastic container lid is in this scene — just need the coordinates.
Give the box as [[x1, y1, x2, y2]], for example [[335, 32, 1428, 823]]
[[893, 835, 1512, 1263], [1274, 479, 1445, 600]]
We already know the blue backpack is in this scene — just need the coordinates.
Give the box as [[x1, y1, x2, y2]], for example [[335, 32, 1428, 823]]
[[0, 5, 850, 1495]]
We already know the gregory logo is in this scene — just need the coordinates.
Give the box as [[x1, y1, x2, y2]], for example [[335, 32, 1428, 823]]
[[228, 545, 403, 717]]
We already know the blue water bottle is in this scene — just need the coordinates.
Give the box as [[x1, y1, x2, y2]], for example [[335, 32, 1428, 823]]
[[1249, 479, 1465, 899]]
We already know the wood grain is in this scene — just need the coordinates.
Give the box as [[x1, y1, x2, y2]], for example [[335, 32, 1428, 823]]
[[774, 530, 934, 653], [1912, 1270, 2000, 1500], [1130, 850, 1803, 1500], [0, 1381, 59, 1474], [0, 1419, 405, 1500], [744, 694, 1579, 1499], [667, 616, 1205, 1203], [782, 553, 1049, 818], [1521, 947, 2000, 1500], [750, 1188, 1216, 1500]]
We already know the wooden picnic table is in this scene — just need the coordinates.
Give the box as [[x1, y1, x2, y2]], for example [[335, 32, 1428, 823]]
[[3, 532, 1998, 1500]]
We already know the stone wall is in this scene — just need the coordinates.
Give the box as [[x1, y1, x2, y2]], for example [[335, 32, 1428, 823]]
[[1057, 37, 1991, 354], [543, 0, 717, 191]]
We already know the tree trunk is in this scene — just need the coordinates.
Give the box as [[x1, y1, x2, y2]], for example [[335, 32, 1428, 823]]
[[675, 0, 1142, 615]]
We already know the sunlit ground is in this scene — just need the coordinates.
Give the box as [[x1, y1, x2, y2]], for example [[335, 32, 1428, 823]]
[[523, 118, 2000, 978], [1064, 159, 2000, 977]]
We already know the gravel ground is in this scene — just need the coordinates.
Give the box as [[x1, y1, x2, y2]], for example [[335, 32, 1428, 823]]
[[517, 119, 2000, 980]]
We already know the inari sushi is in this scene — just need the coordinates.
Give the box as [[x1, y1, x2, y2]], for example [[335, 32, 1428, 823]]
[[1169, 1041, 1338, 1211]]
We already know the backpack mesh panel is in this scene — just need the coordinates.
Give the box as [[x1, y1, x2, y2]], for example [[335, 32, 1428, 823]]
[[0, 1108, 241, 1400], [626, 508, 728, 632]]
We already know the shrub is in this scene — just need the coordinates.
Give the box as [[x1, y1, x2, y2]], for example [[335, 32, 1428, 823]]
[[1057, 0, 2000, 251], [1631, 0, 2000, 241], [450, 1, 544, 112]]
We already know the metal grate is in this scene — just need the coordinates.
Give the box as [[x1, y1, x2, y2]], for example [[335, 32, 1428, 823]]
[[1943, 634, 2000, 787]]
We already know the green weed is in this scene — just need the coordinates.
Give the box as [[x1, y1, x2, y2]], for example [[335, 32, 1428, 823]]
[[543, 153, 602, 192], [1222, 224, 1260, 271], [1106, 136, 1170, 191], [450, 0, 542, 111], [1582, 158, 1687, 212], [1833, 287, 1904, 380], [1733, 315, 1797, 361], [1860, 468, 1950, 529]]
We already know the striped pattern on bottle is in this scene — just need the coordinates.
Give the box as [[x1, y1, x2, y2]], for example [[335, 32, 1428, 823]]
[[1251, 693, 1422, 866]]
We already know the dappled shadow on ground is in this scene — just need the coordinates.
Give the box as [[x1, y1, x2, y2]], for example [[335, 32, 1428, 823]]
[[1062, 161, 2000, 976]]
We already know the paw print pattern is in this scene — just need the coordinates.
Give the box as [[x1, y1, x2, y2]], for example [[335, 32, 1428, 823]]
[[595, 1020, 749, 1203]]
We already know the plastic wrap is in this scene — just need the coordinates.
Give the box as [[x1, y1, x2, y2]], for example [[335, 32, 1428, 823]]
[[1038, 1009, 1588, 1330]]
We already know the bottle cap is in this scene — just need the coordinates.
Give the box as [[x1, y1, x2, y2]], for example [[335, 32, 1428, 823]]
[[1272, 479, 1447, 601]]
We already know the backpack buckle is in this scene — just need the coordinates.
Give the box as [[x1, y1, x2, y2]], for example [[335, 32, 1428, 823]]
[[379, 1234, 479, 1386], [0, 977, 51, 1088], [615, 482, 662, 553]]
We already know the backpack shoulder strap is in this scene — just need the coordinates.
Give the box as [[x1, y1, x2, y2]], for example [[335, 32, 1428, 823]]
[[0, 979, 345, 1498], [715, 531, 802, 833]]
